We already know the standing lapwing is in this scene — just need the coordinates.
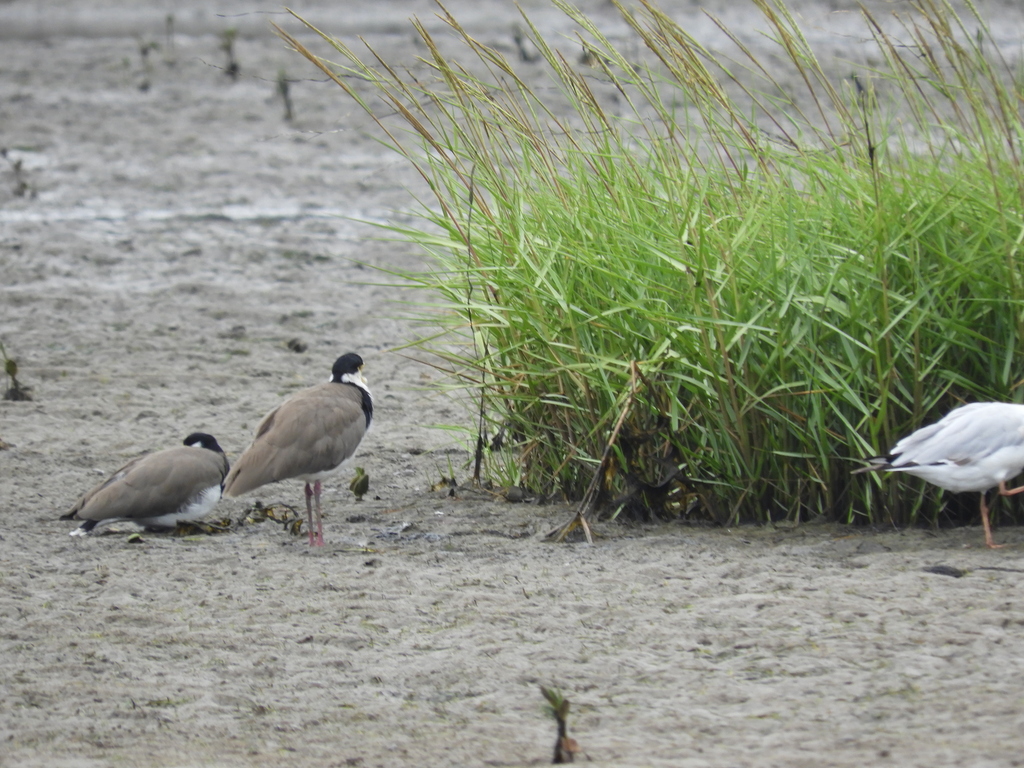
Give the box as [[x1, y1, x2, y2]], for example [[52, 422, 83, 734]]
[[223, 352, 372, 546], [854, 402, 1024, 548], [62, 432, 229, 536]]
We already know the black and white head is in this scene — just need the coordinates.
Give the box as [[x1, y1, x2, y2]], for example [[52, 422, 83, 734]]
[[183, 432, 225, 453], [330, 353, 366, 384], [330, 352, 372, 429]]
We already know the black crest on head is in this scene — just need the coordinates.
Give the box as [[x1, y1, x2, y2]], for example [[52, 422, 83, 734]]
[[331, 352, 364, 382], [183, 432, 224, 453]]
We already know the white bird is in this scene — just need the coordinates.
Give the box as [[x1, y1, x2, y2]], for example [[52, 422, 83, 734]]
[[223, 352, 372, 546], [62, 433, 229, 536], [855, 402, 1024, 548]]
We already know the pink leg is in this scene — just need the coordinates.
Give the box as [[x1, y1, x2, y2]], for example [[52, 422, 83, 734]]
[[980, 492, 1005, 550], [304, 482, 316, 546], [311, 480, 325, 547], [998, 480, 1024, 497], [985, 479, 1024, 549]]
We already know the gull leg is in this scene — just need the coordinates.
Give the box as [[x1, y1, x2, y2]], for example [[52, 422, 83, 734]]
[[312, 480, 325, 547], [980, 491, 1005, 550], [998, 480, 1024, 497], [305, 482, 316, 546], [987, 479, 1024, 549]]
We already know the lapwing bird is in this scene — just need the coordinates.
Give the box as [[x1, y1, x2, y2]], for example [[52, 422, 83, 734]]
[[62, 432, 229, 536], [854, 402, 1024, 548], [223, 352, 372, 546]]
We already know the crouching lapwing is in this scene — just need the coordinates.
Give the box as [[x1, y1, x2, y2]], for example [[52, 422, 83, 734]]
[[63, 432, 229, 536]]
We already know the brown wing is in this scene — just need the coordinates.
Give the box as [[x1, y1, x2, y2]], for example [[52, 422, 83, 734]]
[[223, 382, 367, 497], [64, 446, 229, 523], [62, 455, 147, 519]]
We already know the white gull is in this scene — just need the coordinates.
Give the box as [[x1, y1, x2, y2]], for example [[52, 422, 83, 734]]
[[855, 402, 1024, 548]]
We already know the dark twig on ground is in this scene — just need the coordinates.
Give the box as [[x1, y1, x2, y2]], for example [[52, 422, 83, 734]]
[[1, 148, 31, 197], [221, 28, 240, 80], [540, 686, 580, 764], [1, 343, 32, 402]]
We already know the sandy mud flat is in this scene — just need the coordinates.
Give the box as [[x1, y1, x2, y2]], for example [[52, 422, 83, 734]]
[[2, 2, 1024, 766]]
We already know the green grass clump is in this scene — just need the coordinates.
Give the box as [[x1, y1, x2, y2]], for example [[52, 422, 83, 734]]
[[279, 0, 1024, 527]]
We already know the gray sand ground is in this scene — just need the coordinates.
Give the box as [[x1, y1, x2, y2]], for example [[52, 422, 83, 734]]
[[3, 2, 1024, 766]]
